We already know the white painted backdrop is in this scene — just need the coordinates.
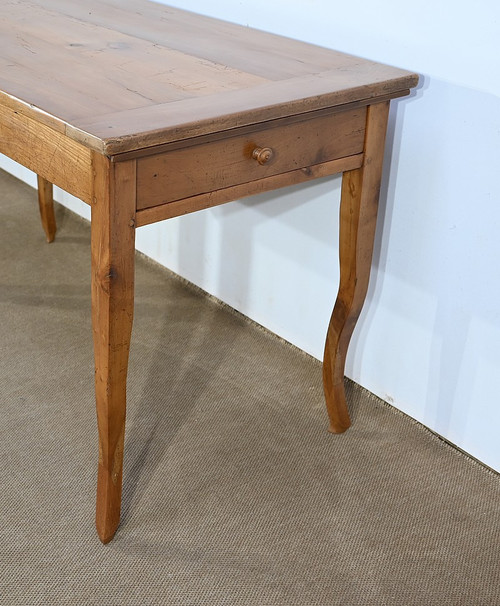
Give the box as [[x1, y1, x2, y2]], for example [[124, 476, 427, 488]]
[[2, 0, 499, 471]]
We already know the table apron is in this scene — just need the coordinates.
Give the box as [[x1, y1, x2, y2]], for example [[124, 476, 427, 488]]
[[0, 103, 92, 204], [135, 152, 363, 227], [135, 107, 366, 212]]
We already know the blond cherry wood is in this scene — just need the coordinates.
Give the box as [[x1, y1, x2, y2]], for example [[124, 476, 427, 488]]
[[0, 102, 92, 203], [0, 1, 418, 154], [136, 108, 366, 210], [323, 102, 390, 433], [253, 147, 274, 166], [91, 154, 136, 544], [135, 154, 365, 227], [0, 0, 419, 543], [37, 176, 56, 243]]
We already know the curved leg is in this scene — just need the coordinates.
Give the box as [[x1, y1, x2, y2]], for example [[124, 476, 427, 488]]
[[91, 154, 136, 543], [37, 175, 56, 242], [323, 102, 390, 433]]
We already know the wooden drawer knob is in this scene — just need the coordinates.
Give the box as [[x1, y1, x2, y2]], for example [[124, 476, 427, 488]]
[[252, 147, 274, 165]]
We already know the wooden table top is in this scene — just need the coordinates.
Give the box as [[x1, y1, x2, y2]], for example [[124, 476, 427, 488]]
[[0, 0, 418, 155]]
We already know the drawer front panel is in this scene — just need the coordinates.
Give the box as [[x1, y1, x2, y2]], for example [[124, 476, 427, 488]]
[[136, 108, 366, 210]]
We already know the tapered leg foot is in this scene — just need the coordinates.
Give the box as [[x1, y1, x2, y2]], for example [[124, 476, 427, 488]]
[[322, 102, 390, 432], [96, 437, 125, 543], [37, 175, 56, 242], [323, 326, 351, 434]]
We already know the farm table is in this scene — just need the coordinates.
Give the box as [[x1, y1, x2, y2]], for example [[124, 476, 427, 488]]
[[0, 0, 418, 542]]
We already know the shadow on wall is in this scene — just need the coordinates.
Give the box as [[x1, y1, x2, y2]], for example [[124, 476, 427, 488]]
[[174, 161, 343, 355], [140, 72, 500, 469], [348, 75, 500, 462], [347, 76, 426, 372]]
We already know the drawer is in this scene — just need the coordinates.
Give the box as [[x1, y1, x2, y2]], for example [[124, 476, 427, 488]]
[[136, 107, 366, 210]]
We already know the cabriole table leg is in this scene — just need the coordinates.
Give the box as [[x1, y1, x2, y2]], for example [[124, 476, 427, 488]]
[[323, 101, 390, 433], [91, 154, 137, 543]]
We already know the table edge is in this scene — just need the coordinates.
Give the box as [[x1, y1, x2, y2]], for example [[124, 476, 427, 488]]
[[1, 73, 419, 157]]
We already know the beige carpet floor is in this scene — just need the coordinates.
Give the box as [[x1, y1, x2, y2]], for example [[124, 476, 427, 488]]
[[0, 168, 499, 605]]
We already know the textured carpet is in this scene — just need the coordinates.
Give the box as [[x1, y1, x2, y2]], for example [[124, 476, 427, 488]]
[[0, 168, 499, 605]]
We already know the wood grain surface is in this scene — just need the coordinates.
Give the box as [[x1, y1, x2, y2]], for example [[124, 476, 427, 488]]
[[1, 1, 419, 543], [91, 154, 137, 543], [36, 176, 56, 242], [0, 102, 92, 201], [0, 0, 418, 154], [136, 107, 366, 209], [323, 101, 391, 433], [135, 154, 364, 226]]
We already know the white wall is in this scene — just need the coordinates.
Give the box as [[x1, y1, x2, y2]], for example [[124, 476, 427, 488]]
[[2, 0, 499, 471]]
